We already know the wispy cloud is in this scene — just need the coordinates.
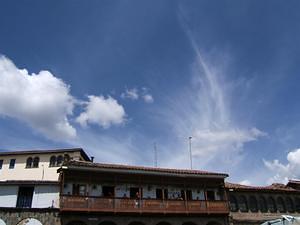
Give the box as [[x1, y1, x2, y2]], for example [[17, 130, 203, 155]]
[[156, 11, 266, 171]]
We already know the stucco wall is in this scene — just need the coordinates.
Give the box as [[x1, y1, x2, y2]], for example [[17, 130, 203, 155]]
[[0, 186, 18, 208], [0, 152, 81, 182], [32, 185, 60, 208]]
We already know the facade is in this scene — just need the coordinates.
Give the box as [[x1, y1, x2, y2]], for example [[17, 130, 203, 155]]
[[226, 181, 300, 225], [0, 148, 90, 225], [59, 160, 230, 225]]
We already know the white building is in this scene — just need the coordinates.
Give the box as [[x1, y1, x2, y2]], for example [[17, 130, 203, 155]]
[[0, 148, 90, 209]]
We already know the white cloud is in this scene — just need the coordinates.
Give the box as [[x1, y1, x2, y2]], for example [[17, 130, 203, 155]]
[[143, 94, 154, 103], [0, 55, 76, 140], [239, 180, 252, 185], [121, 88, 139, 100], [121, 87, 154, 103], [76, 95, 126, 128], [264, 148, 300, 184]]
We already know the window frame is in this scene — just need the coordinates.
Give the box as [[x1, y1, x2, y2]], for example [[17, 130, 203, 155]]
[[9, 159, 16, 169]]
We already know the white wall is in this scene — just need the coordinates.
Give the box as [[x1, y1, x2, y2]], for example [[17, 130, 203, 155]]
[[0, 185, 18, 207], [0, 151, 83, 181], [32, 185, 60, 208]]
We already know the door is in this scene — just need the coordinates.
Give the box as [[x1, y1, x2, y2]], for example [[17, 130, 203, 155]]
[[16, 187, 34, 208]]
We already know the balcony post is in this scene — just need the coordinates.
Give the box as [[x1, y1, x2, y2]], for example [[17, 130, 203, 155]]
[[184, 179, 188, 213]]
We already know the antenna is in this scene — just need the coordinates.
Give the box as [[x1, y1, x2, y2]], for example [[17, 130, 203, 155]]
[[189, 137, 193, 169], [154, 142, 158, 167]]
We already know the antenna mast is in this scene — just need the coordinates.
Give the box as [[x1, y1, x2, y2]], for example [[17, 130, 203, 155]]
[[154, 142, 158, 167], [189, 136, 193, 169]]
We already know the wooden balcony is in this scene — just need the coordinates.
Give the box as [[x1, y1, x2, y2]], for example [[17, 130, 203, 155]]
[[60, 196, 230, 214]]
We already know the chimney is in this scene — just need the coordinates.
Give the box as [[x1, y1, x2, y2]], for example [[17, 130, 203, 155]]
[[91, 156, 94, 162]]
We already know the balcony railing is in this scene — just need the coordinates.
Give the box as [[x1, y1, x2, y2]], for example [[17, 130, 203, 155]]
[[60, 196, 229, 214]]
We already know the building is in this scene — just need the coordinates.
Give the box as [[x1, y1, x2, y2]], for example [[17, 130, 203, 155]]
[[226, 181, 300, 225], [0, 148, 90, 225], [58, 160, 230, 225]]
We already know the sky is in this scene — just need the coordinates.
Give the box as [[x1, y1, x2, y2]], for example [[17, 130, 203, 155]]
[[1, 0, 300, 185]]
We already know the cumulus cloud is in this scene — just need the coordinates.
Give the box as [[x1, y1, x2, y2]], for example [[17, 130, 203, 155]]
[[121, 88, 139, 100], [143, 94, 154, 103], [0, 55, 76, 140], [121, 87, 154, 103], [264, 148, 300, 184], [76, 95, 126, 128]]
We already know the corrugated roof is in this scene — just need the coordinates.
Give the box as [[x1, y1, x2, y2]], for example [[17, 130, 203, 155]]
[[225, 182, 300, 192], [0, 148, 90, 161], [63, 160, 228, 178]]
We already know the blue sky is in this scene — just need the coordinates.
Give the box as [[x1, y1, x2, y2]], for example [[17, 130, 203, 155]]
[[1, 0, 300, 185]]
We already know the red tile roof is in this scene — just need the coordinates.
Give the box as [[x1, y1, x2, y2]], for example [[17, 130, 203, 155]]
[[64, 160, 228, 178], [225, 182, 300, 192]]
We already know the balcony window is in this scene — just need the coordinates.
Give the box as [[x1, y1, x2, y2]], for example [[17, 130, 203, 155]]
[[9, 159, 15, 169], [102, 186, 115, 197], [156, 189, 163, 199], [206, 190, 216, 201], [186, 190, 192, 200], [0, 159, 3, 169]]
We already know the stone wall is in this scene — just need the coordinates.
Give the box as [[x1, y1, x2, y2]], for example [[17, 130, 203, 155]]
[[0, 208, 60, 225], [61, 214, 228, 225]]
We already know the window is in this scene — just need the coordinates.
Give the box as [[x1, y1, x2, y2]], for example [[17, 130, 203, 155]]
[[16, 187, 34, 208], [32, 157, 39, 168], [249, 196, 258, 212], [238, 195, 248, 212], [268, 197, 277, 213], [130, 187, 140, 199], [56, 155, 63, 166], [259, 196, 268, 212], [49, 156, 56, 167], [229, 195, 238, 212], [9, 159, 16, 169], [0, 159, 3, 169], [26, 157, 32, 168]]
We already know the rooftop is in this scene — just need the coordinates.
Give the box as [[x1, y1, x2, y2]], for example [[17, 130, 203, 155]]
[[0, 148, 90, 161], [62, 160, 228, 178], [225, 182, 300, 192]]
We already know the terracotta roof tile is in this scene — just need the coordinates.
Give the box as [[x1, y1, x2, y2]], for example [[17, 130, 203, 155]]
[[225, 182, 300, 192], [65, 160, 228, 178]]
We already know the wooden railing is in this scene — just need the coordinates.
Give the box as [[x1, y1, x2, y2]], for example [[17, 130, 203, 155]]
[[60, 196, 229, 214]]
